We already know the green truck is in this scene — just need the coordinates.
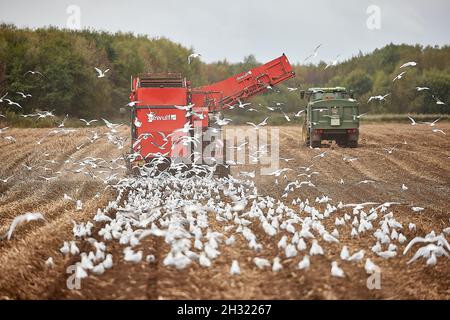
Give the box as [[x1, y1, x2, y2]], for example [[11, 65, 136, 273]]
[[300, 87, 359, 148]]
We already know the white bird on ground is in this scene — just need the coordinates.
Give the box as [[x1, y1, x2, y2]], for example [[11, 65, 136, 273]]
[[45, 257, 54, 268], [349, 250, 365, 262], [123, 247, 143, 263], [199, 253, 212, 267], [400, 61, 417, 68], [406, 243, 449, 265], [287, 87, 298, 92], [340, 246, 350, 260], [188, 53, 201, 64], [416, 86, 430, 91], [103, 254, 113, 269], [230, 260, 241, 275], [383, 146, 397, 154], [411, 206, 424, 213], [297, 255, 310, 270], [70, 241, 79, 255], [331, 261, 345, 277], [364, 259, 379, 274], [75, 264, 88, 279], [310, 239, 324, 256], [254, 257, 271, 269], [357, 180, 375, 185], [401, 184, 408, 191], [2, 212, 45, 240], [94, 67, 110, 78], [393, 71, 406, 82], [272, 257, 283, 272]]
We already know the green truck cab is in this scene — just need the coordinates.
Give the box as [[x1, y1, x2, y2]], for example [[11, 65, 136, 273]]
[[301, 87, 359, 148]]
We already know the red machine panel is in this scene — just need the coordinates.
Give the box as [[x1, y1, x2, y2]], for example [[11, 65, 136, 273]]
[[191, 54, 294, 111], [136, 88, 188, 106], [134, 107, 189, 159]]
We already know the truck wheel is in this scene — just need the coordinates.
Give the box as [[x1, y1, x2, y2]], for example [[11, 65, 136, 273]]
[[311, 140, 321, 148], [348, 140, 358, 148], [337, 137, 348, 148]]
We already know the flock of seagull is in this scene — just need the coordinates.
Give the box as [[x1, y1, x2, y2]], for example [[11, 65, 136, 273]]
[[0, 52, 449, 291]]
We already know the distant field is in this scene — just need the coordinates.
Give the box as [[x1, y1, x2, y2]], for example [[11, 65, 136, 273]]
[[1, 111, 449, 128]]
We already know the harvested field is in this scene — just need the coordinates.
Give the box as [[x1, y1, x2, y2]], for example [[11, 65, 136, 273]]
[[0, 123, 449, 300]]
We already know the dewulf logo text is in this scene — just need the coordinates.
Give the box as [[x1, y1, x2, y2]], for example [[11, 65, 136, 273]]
[[147, 112, 177, 123]]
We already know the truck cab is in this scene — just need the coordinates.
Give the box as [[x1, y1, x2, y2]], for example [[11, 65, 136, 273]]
[[301, 87, 359, 148]]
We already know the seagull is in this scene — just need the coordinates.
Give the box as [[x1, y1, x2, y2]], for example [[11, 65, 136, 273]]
[[0, 92, 8, 102], [401, 184, 408, 191], [237, 99, 251, 109], [383, 146, 397, 154], [1, 212, 45, 240], [174, 103, 195, 111], [188, 53, 201, 64], [0, 175, 14, 183], [364, 259, 379, 274], [94, 67, 110, 78], [304, 44, 322, 62], [400, 61, 417, 68], [324, 54, 341, 69], [246, 117, 269, 130], [230, 260, 241, 275], [393, 71, 406, 82], [16, 92, 32, 98], [407, 116, 417, 126], [125, 101, 142, 107], [287, 87, 298, 92], [420, 118, 441, 127], [368, 93, 390, 103], [24, 70, 44, 77], [297, 255, 310, 270], [80, 119, 98, 126], [432, 129, 446, 135], [357, 180, 375, 185], [4, 99, 22, 109], [416, 87, 430, 91], [39, 176, 57, 182], [411, 206, 424, 213], [294, 110, 305, 117], [432, 95, 445, 105], [331, 261, 345, 277]]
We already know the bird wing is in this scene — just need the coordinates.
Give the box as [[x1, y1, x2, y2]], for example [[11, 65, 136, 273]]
[[94, 67, 102, 75]]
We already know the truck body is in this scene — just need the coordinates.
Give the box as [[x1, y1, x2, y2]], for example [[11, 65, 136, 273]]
[[301, 87, 360, 148], [129, 54, 295, 173]]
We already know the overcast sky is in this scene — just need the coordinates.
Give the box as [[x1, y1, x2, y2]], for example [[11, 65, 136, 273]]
[[1, 0, 449, 64]]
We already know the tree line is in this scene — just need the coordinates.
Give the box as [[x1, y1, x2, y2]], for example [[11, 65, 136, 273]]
[[0, 24, 448, 122]]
